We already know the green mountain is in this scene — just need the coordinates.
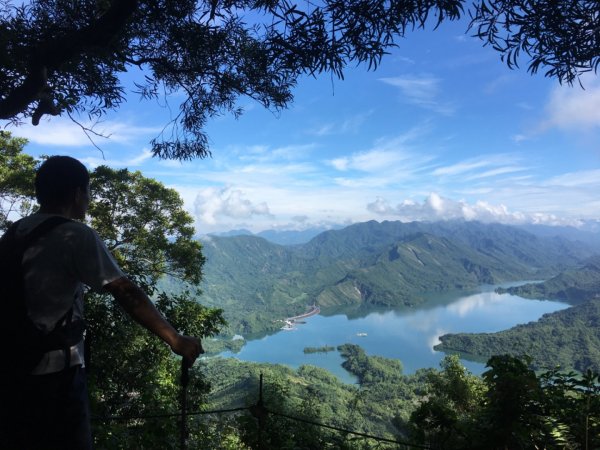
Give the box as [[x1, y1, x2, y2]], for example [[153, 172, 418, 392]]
[[198, 220, 595, 336], [496, 255, 600, 304], [434, 258, 600, 371]]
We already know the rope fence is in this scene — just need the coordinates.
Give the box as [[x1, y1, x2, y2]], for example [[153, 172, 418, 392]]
[[91, 371, 430, 450]]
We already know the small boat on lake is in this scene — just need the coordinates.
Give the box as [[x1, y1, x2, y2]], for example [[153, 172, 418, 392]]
[[356, 332, 367, 337]]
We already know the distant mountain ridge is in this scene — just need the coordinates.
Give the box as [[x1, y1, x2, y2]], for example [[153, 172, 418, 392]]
[[198, 220, 597, 335], [517, 223, 600, 249], [208, 221, 600, 249], [207, 226, 341, 245]]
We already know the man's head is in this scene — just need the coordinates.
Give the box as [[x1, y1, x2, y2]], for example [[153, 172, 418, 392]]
[[35, 156, 90, 219]]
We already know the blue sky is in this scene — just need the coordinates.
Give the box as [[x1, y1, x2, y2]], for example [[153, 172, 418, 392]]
[[7, 17, 600, 235]]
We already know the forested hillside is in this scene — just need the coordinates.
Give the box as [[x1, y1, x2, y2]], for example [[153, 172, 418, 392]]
[[435, 260, 600, 371], [201, 345, 434, 441], [496, 255, 600, 304], [435, 299, 600, 372], [198, 347, 599, 449], [198, 220, 595, 336]]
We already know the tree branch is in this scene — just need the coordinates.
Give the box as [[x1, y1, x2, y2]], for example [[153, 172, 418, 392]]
[[0, 0, 139, 122]]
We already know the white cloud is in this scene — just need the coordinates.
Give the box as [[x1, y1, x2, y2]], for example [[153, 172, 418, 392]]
[[540, 74, 600, 132], [432, 160, 489, 177], [348, 149, 412, 172], [238, 143, 316, 163], [545, 169, 600, 187], [311, 123, 335, 136], [380, 75, 455, 115], [393, 55, 416, 64], [483, 74, 514, 95], [330, 157, 350, 171], [8, 116, 161, 147], [194, 186, 273, 225], [326, 133, 434, 177], [79, 149, 153, 169], [466, 165, 527, 180], [431, 154, 525, 179], [308, 111, 372, 136], [366, 192, 579, 226], [516, 102, 534, 110]]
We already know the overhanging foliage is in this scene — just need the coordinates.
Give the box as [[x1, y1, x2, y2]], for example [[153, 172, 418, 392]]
[[2, 1, 598, 159]]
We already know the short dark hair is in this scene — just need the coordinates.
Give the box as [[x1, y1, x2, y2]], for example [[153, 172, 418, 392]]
[[35, 156, 90, 207]]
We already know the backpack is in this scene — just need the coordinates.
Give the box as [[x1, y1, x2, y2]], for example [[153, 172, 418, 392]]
[[0, 216, 87, 375]]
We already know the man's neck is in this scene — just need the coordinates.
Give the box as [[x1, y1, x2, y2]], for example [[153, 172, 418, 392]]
[[38, 206, 75, 219]]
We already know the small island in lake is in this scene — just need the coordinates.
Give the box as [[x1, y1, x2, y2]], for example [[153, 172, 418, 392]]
[[303, 345, 336, 354]]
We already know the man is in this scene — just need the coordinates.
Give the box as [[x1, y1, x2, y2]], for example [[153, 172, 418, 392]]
[[1, 156, 202, 449]]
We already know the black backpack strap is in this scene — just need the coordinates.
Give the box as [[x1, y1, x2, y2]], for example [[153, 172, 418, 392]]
[[15, 215, 72, 249]]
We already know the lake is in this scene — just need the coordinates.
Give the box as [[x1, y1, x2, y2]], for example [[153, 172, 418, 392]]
[[218, 283, 569, 383]]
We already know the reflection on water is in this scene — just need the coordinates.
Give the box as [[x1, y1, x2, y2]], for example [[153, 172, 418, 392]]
[[220, 283, 568, 383], [448, 291, 502, 316]]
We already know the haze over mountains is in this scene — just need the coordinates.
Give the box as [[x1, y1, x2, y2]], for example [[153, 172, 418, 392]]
[[209, 220, 600, 247], [208, 226, 341, 245], [198, 220, 600, 337]]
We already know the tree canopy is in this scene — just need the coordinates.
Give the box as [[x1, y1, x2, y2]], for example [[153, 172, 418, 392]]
[[0, 131, 37, 230], [85, 166, 224, 447], [469, 0, 600, 85], [1, 0, 596, 160]]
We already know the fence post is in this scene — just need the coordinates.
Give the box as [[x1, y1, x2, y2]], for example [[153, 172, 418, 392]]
[[258, 373, 263, 450], [180, 359, 190, 450], [249, 372, 268, 450]]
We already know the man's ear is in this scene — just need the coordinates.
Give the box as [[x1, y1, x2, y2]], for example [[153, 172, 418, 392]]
[[74, 186, 86, 201], [71, 188, 81, 203]]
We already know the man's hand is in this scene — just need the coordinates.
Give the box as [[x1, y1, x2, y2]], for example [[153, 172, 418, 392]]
[[171, 334, 204, 367]]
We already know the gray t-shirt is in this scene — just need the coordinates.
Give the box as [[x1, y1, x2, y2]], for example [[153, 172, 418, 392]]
[[17, 213, 124, 374]]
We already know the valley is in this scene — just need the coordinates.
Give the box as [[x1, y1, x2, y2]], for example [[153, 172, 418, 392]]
[[196, 220, 596, 338], [193, 220, 600, 446], [181, 220, 600, 375]]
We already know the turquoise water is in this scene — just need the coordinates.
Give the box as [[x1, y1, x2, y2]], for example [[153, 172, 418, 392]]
[[219, 283, 569, 383]]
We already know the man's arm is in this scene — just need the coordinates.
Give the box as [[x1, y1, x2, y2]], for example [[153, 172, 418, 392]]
[[103, 276, 203, 365]]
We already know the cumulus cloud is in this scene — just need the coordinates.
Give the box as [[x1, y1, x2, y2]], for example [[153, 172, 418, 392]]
[[194, 186, 272, 225], [366, 193, 579, 226]]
